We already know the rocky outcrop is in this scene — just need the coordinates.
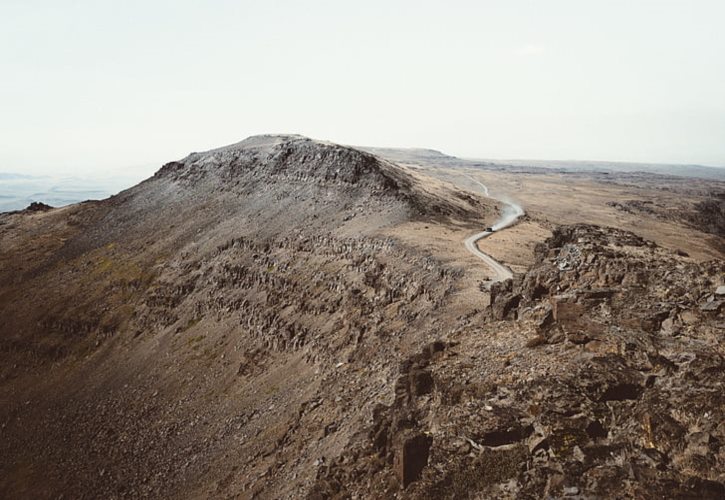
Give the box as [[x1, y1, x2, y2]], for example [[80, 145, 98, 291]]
[[153, 134, 486, 220], [310, 224, 725, 498], [26, 201, 53, 212], [477, 225, 723, 497], [607, 191, 725, 247], [687, 194, 725, 237]]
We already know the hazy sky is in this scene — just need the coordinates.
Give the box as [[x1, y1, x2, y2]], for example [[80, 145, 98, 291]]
[[1, 0, 724, 177]]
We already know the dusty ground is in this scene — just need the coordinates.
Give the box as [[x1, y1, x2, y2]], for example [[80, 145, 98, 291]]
[[476, 220, 552, 275], [389, 159, 724, 269], [380, 220, 498, 309], [479, 168, 721, 259]]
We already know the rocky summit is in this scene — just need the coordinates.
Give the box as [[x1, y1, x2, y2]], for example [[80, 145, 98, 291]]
[[0, 135, 723, 499]]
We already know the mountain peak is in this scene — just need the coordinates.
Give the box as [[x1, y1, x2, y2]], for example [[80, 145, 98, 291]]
[[202, 134, 313, 155], [147, 135, 488, 221]]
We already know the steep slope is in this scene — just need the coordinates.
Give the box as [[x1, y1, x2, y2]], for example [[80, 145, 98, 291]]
[[0, 135, 488, 366], [0, 135, 496, 498]]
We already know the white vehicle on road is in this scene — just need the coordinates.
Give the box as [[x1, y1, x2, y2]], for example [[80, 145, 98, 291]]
[[463, 175, 524, 283]]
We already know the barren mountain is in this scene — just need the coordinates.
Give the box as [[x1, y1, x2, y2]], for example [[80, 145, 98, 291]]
[[1, 135, 723, 499], [0, 135, 495, 498]]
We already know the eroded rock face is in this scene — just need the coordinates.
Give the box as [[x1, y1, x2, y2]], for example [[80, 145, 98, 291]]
[[26, 201, 53, 212], [311, 225, 724, 498], [688, 195, 725, 238], [394, 433, 433, 487], [153, 134, 485, 221], [607, 191, 725, 250]]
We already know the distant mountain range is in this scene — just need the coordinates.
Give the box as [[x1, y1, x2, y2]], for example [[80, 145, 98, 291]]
[[362, 147, 725, 180], [472, 158, 725, 181]]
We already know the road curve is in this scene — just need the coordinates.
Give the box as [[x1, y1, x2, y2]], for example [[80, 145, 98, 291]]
[[464, 175, 525, 282]]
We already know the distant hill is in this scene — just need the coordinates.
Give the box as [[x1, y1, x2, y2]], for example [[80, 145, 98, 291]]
[[359, 146, 725, 181], [472, 158, 725, 181], [360, 146, 463, 166]]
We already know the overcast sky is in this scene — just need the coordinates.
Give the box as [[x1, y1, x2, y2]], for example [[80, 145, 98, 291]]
[[1, 0, 724, 177]]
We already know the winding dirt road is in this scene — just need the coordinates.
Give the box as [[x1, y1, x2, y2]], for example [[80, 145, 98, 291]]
[[464, 175, 525, 282]]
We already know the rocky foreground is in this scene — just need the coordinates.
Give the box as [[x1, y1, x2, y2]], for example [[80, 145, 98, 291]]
[[1, 136, 723, 499], [311, 225, 725, 498]]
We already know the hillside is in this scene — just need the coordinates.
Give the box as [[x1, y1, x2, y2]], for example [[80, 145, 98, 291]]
[[0, 135, 496, 498], [1, 135, 723, 499]]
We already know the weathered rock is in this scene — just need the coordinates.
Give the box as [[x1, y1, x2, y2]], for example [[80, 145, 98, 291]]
[[700, 300, 723, 313], [394, 433, 433, 488], [410, 369, 434, 396], [25, 201, 53, 212]]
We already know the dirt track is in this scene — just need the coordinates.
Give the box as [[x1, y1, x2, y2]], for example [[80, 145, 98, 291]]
[[463, 177, 524, 282]]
